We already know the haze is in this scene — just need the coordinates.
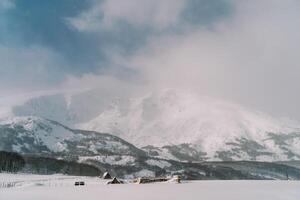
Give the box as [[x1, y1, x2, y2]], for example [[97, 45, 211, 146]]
[[0, 0, 300, 120]]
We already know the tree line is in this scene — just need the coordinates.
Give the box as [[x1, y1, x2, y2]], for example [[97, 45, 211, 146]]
[[0, 151, 101, 176]]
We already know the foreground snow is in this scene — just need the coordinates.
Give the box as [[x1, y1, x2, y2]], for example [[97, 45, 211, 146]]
[[1, 174, 300, 200]]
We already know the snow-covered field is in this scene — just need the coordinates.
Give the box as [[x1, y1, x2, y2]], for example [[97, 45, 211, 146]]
[[1, 174, 300, 200]]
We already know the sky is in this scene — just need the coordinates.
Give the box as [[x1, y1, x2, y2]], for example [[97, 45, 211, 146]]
[[0, 0, 300, 120]]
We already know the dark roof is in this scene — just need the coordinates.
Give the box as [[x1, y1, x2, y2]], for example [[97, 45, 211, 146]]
[[102, 172, 112, 179], [107, 177, 123, 184]]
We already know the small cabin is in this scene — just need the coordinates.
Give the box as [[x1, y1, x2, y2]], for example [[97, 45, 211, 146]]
[[170, 175, 181, 183], [107, 177, 123, 184], [135, 176, 181, 184], [135, 177, 169, 184], [102, 172, 112, 179]]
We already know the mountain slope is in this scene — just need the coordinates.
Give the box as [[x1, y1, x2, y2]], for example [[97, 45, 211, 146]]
[[1, 116, 300, 180], [78, 89, 300, 161], [0, 116, 145, 158], [6, 88, 300, 162]]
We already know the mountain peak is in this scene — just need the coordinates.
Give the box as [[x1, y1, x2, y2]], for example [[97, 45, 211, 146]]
[[2, 89, 300, 161]]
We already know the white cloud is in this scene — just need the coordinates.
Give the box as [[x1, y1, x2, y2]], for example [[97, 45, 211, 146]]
[[68, 0, 187, 31], [63, 0, 300, 120], [128, 1, 300, 86], [102, 0, 300, 119]]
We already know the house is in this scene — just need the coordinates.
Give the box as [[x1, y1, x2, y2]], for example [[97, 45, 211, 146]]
[[135, 177, 169, 184], [107, 177, 124, 184], [135, 176, 181, 184], [102, 172, 112, 179], [170, 175, 181, 183]]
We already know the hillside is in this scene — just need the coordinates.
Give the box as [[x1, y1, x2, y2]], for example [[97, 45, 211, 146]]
[[5, 89, 300, 162]]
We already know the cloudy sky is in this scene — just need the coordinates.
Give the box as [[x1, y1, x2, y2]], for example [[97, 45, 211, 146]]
[[0, 0, 300, 120]]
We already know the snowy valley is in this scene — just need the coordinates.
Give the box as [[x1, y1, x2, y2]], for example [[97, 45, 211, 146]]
[[1, 173, 300, 200]]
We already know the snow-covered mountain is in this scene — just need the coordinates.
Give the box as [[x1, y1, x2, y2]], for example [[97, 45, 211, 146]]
[[0, 116, 145, 158], [4, 88, 300, 162], [77, 89, 300, 161], [2, 116, 300, 180]]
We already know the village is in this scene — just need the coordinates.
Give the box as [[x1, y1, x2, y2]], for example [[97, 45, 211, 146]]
[[74, 171, 181, 186]]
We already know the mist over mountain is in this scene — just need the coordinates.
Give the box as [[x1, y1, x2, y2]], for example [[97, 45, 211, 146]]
[[2, 88, 300, 162]]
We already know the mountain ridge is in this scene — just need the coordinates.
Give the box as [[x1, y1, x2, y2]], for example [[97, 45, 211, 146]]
[[3, 88, 300, 162], [1, 116, 300, 180]]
